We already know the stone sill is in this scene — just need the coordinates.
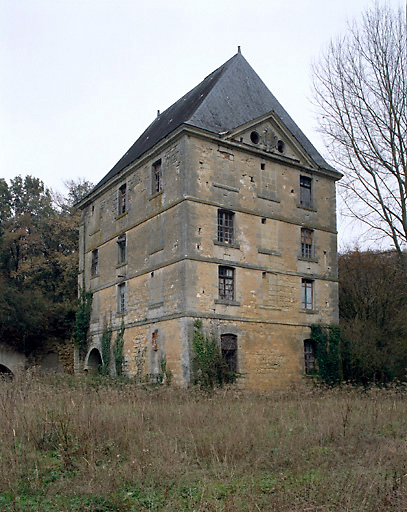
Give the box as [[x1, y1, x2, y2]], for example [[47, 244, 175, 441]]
[[215, 299, 241, 306], [116, 211, 129, 220], [299, 308, 319, 314], [213, 240, 240, 250], [297, 204, 317, 213], [298, 257, 318, 263], [149, 190, 164, 200]]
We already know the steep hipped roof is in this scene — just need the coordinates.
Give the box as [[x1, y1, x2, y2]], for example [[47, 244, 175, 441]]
[[91, 52, 335, 194]]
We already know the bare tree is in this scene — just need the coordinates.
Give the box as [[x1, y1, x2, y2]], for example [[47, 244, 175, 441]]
[[313, 3, 407, 273]]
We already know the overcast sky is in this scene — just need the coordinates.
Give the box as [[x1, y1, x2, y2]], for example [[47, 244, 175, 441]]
[[0, 0, 403, 248]]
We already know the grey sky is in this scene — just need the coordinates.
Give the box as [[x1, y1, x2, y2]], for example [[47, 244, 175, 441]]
[[0, 0, 403, 247]]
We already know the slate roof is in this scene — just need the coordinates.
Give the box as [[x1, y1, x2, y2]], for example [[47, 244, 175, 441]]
[[91, 51, 336, 195]]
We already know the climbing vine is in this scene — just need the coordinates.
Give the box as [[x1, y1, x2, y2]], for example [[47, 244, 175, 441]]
[[311, 324, 342, 386], [101, 323, 112, 376], [113, 319, 125, 376], [192, 320, 234, 389], [72, 287, 93, 354]]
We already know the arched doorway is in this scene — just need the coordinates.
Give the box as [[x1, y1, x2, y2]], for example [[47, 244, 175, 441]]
[[87, 348, 102, 374], [0, 364, 14, 378]]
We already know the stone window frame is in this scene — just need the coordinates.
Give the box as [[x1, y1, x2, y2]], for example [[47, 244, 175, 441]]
[[301, 278, 314, 310], [217, 209, 234, 244], [91, 249, 99, 277], [117, 282, 126, 314], [118, 183, 127, 215], [152, 158, 163, 195], [304, 339, 317, 374], [220, 333, 238, 373], [117, 234, 127, 265], [218, 266, 235, 302], [299, 175, 312, 209], [301, 228, 313, 259]]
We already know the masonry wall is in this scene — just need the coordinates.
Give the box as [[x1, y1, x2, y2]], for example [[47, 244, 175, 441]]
[[78, 128, 339, 389]]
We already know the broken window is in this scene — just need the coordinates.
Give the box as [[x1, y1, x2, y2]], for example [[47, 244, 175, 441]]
[[152, 159, 162, 194], [300, 176, 312, 208], [302, 278, 314, 310], [219, 266, 234, 301], [301, 228, 313, 259], [118, 282, 126, 314], [221, 334, 237, 373], [304, 339, 317, 374], [118, 184, 127, 215], [217, 210, 234, 244], [117, 234, 126, 264], [91, 249, 99, 276]]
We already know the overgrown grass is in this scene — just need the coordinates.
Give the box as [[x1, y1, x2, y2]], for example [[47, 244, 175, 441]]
[[1, 373, 407, 511]]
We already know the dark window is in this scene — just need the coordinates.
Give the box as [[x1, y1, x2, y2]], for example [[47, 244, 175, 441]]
[[118, 283, 126, 314], [221, 334, 237, 373], [152, 159, 162, 194], [304, 339, 317, 374], [219, 266, 234, 301], [250, 131, 260, 144], [118, 184, 127, 215], [217, 210, 234, 244], [301, 228, 313, 259], [91, 249, 98, 276], [300, 176, 312, 208], [302, 279, 314, 310], [117, 234, 126, 264]]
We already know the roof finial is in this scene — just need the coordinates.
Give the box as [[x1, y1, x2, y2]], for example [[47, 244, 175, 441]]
[[238, 45, 241, 54], [157, 109, 160, 117]]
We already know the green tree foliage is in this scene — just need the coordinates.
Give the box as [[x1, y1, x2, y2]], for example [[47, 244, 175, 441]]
[[0, 176, 93, 354], [192, 320, 235, 389], [72, 287, 93, 354], [311, 324, 342, 386], [339, 250, 407, 384]]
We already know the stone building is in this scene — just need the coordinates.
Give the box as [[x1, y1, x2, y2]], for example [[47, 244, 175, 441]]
[[76, 50, 341, 389]]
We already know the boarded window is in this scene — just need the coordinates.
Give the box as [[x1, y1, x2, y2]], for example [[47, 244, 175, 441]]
[[302, 279, 314, 310], [117, 234, 126, 264], [301, 228, 313, 259], [221, 334, 237, 373], [217, 210, 234, 244], [219, 266, 234, 301], [152, 159, 162, 194], [118, 184, 127, 215], [304, 339, 316, 374], [300, 176, 312, 208], [91, 249, 98, 276]]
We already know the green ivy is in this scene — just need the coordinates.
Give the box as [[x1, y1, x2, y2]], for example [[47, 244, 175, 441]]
[[113, 320, 125, 376], [72, 287, 92, 354], [311, 324, 342, 386], [101, 323, 112, 376], [192, 320, 234, 389]]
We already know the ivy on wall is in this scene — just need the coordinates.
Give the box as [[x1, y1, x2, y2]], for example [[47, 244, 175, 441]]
[[113, 320, 125, 376], [72, 288, 92, 355], [311, 324, 342, 386]]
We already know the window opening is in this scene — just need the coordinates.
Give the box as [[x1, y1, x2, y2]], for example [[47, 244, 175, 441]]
[[250, 131, 260, 144], [301, 229, 313, 259], [217, 210, 234, 244], [261, 163, 265, 170], [300, 176, 312, 208], [152, 159, 162, 194], [302, 279, 314, 310], [117, 234, 126, 264], [118, 184, 127, 215], [219, 266, 234, 301], [118, 283, 126, 314], [91, 249, 98, 276], [221, 334, 237, 373], [304, 339, 316, 374], [277, 140, 285, 153]]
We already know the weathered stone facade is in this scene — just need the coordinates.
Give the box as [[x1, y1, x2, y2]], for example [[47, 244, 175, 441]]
[[77, 52, 341, 389]]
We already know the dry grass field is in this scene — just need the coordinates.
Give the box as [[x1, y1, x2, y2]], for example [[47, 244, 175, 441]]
[[1, 373, 407, 511]]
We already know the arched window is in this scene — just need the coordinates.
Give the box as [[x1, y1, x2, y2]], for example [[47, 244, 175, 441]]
[[221, 334, 238, 373]]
